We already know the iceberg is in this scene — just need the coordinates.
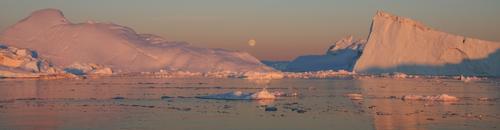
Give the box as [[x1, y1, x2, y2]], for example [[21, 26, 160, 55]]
[[285, 36, 366, 72], [0, 9, 274, 73], [354, 11, 500, 76]]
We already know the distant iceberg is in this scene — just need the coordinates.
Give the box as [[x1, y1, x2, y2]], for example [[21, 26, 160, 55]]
[[285, 36, 366, 72]]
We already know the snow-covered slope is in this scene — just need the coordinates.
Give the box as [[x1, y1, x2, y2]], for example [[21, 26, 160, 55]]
[[261, 60, 289, 71], [285, 36, 366, 72], [0, 9, 273, 73], [354, 11, 500, 76]]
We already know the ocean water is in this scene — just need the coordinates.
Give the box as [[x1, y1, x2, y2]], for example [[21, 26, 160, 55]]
[[0, 76, 499, 130]]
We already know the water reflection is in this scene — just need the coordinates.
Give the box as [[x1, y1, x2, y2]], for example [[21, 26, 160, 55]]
[[356, 78, 500, 130]]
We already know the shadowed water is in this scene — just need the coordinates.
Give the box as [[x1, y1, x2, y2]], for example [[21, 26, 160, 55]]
[[0, 77, 499, 130]]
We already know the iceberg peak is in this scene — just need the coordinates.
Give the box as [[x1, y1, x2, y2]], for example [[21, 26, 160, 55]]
[[373, 10, 430, 31], [15, 8, 69, 29], [327, 35, 366, 54], [30, 8, 65, 17]]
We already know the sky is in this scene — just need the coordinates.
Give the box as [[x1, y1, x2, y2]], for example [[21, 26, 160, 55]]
[[1, 0, 499, 61]]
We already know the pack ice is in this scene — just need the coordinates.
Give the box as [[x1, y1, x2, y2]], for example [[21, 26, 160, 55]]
[[354, 11, 500, 76], [0, 9, 274, 74]]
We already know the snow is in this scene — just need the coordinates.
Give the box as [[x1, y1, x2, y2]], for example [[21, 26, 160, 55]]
[[196, 89, 276, 100], [0, 9, 274, 73], [285, 36, 366, 72], [402, 94, 459, 102], [354, 11, 500, 76]]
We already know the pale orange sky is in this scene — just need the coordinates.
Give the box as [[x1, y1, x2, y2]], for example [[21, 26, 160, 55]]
[[1, 0, 499, 60]]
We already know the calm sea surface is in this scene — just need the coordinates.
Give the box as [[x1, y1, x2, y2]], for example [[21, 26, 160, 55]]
[[0, 76, 499, 130]]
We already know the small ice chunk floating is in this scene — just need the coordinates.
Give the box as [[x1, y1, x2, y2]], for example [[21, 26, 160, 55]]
[[196, 89, 276, 100], [402, 94, 458, 102], [345, 93, 363, 100]]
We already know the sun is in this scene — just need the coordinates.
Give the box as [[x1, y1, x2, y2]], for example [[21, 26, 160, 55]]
[[248, 39, 256, 47]]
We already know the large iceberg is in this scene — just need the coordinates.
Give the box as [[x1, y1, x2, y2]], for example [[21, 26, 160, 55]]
[[285, 36, 366, 72], [354, 11, 500, 76], [0, 9, 274, 73]]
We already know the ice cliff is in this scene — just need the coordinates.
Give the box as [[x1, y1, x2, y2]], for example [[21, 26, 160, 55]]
[[0, 9, 273, 73], [354, 11, 500, 76]]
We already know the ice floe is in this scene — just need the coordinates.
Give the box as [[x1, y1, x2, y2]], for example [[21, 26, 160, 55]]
[[402, 94, 459, 102], [345, 93, 363, 100], [196, 89, 276, 100]]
